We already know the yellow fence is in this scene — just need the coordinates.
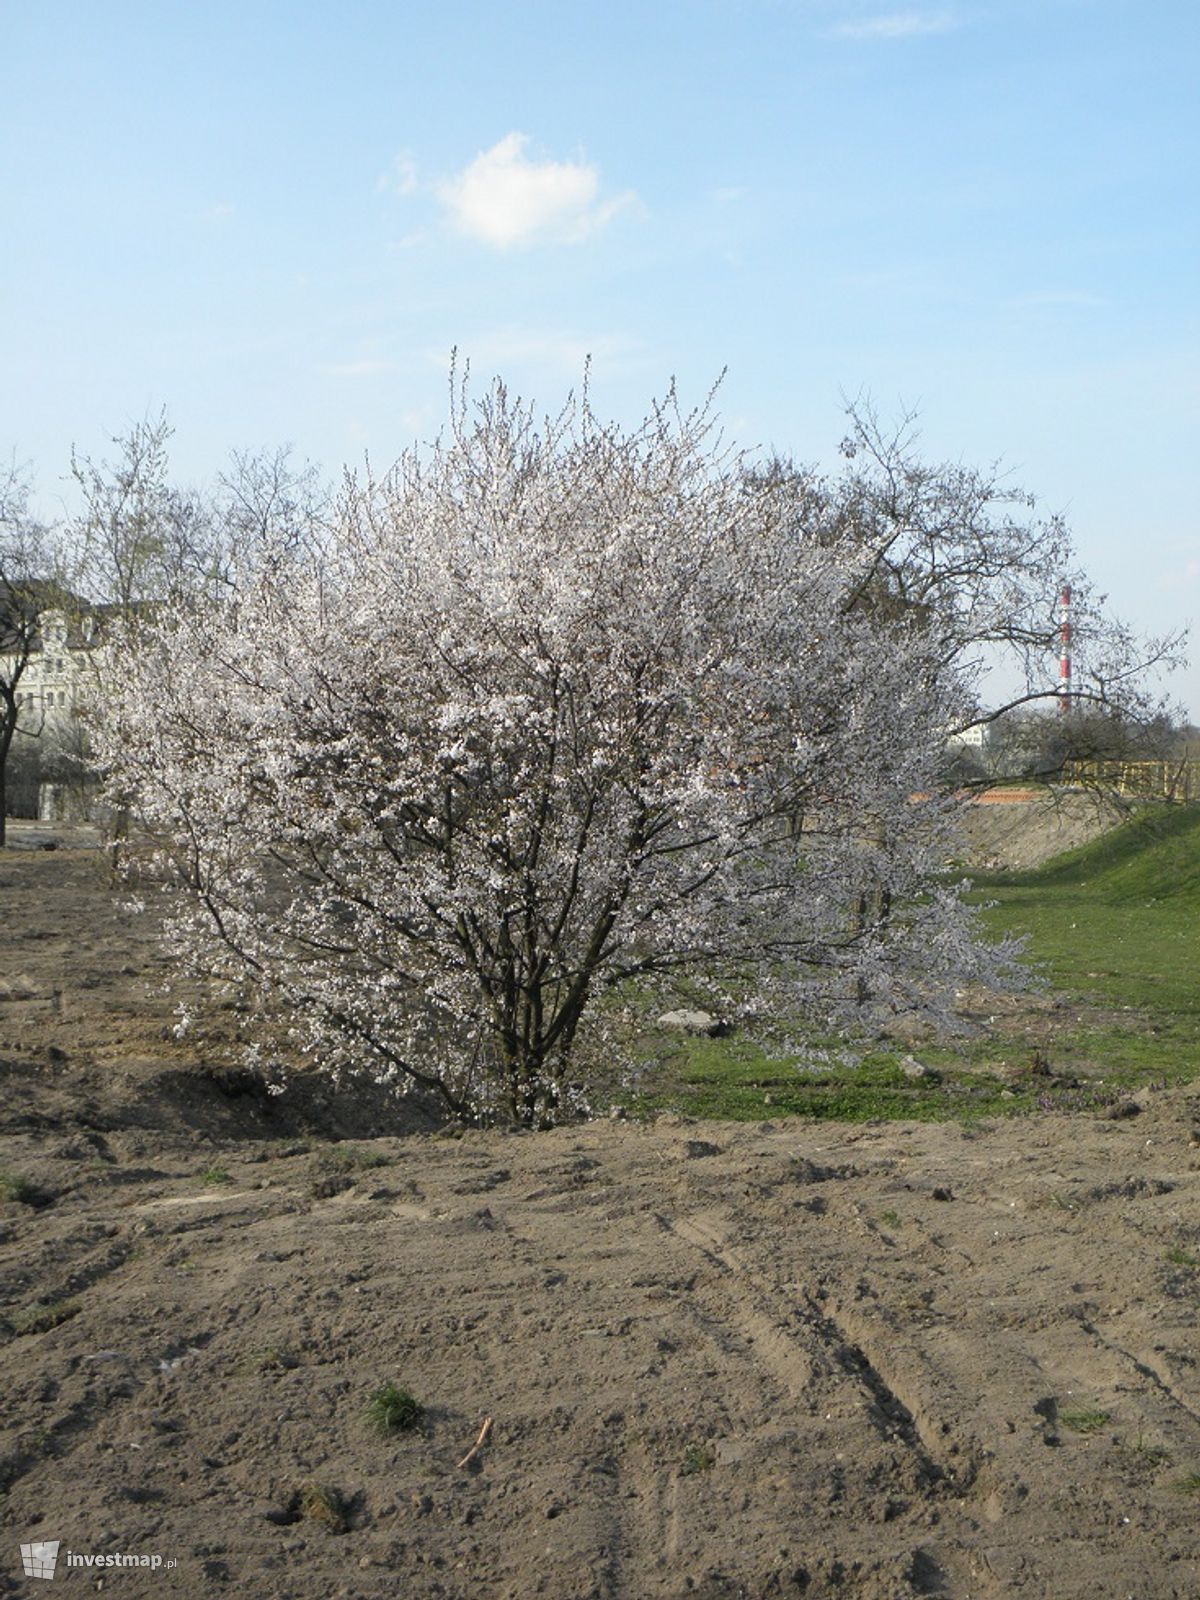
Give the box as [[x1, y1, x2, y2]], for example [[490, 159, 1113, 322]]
[[1063, 759, 1200, 802]]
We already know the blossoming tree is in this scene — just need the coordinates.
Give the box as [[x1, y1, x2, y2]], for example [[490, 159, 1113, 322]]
[[94, 383, 1016, 1124]]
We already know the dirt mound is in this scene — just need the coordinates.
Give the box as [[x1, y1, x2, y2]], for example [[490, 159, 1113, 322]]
[[0, 846, 442, 1149], [956, 790, 1130, 870], [3, 848, 1200, 1598]]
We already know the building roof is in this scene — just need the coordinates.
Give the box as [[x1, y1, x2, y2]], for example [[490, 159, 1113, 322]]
[[0, 584, 106, 655]]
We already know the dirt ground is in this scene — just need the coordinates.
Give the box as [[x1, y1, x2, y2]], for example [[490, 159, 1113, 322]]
[[3, 842, 1200, 1599], [955, 790, 1131, 871]]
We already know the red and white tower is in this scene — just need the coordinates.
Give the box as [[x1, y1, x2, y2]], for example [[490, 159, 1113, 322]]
[[1058, 583, 1072, 713]]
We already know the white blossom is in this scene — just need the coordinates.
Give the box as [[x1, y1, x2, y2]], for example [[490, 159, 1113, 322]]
[[93, 381, 1020, 1125]]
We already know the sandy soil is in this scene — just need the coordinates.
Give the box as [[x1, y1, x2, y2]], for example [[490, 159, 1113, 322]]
[[3, 845, 1200, 1599], [956, 791, 1132, 871]]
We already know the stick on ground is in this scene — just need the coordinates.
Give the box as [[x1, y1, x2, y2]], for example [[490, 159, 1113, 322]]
[[457, 1415, 493, 1469]]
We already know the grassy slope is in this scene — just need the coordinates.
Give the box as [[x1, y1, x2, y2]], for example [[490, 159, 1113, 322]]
[[622, 803, 1200, 1123], [974, 803, 1200, 1015], [949, 802, 1200, 1089]]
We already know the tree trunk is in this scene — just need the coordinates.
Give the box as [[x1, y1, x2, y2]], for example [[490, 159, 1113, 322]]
[[0, 720, 11, 849]]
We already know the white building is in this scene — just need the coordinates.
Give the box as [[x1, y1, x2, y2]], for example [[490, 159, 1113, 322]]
[[3, 604, 108, 820], [11, 608, 99, 727], [946, 722, 991, 751]]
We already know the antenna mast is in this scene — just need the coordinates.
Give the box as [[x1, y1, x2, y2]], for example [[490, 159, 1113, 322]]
[[1058, 583, 1072, 713]]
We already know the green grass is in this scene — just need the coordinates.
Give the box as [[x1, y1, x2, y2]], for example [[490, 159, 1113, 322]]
[[620, 1035, 1043, 1124], [236, 1344, 299, 1375], [4, 1299, 82, 1337], [967, 804, 1200, 1082], [973, 804, 1200, 1014], [0, 1172, 35, 1205], [1119, 1433, 1171, 1469], [681, 1443, 716, 1475], [365, 1382, 423, 1434], [314, 1144, 394, 1174], [616, 803, 1200, 1124], [1059, 1405, 1111, 1435]]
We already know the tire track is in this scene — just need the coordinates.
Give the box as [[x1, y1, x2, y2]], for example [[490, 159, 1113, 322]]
[[660, 1210, 965, 1492], [1078, 1313, 1200, 1428]]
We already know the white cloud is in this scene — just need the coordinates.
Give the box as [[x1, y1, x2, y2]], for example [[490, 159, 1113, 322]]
[[378, 151, 419, 196], [827, 10, 958, 40], [386, 228, 433, 254], [1011, 290, 1106, 309], [438, 132, 634, 248], [317, 358, 397, 379]]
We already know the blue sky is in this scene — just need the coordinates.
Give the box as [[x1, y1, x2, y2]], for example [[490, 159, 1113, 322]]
[[3, 0, 1197, 713]]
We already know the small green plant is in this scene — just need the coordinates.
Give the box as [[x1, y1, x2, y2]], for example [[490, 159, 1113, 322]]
[[315, 1147, 355, 1174], [317, 1144, 393, 1174], [1115, 1424, 1170, 1470], [0, 1171, 34, 1205], [1173, 1472, 1200, 1496], [1165, 1245, 1199, 1269], [680, 1443, 716, 1476], [1027, 1047, 1052, 1077], [353, 1149, 392, 1169], [199, 1166, 230, 1186], [366, 1382, 423, 1434], [880, 1209, 901, 1229], [6, 1299, 82, 1336], [296, 1480, 348, 1532], [1059, 1405, 1110, 1435], [237, 1345, 298, 1375]]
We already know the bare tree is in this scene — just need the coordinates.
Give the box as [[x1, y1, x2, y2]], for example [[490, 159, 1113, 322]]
[[71, 421, 328, 616], [216, 444, 329, 568], [0, 465, 66, 846], [70, 413, 221, 618], [756, 401, 1186, 753]]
